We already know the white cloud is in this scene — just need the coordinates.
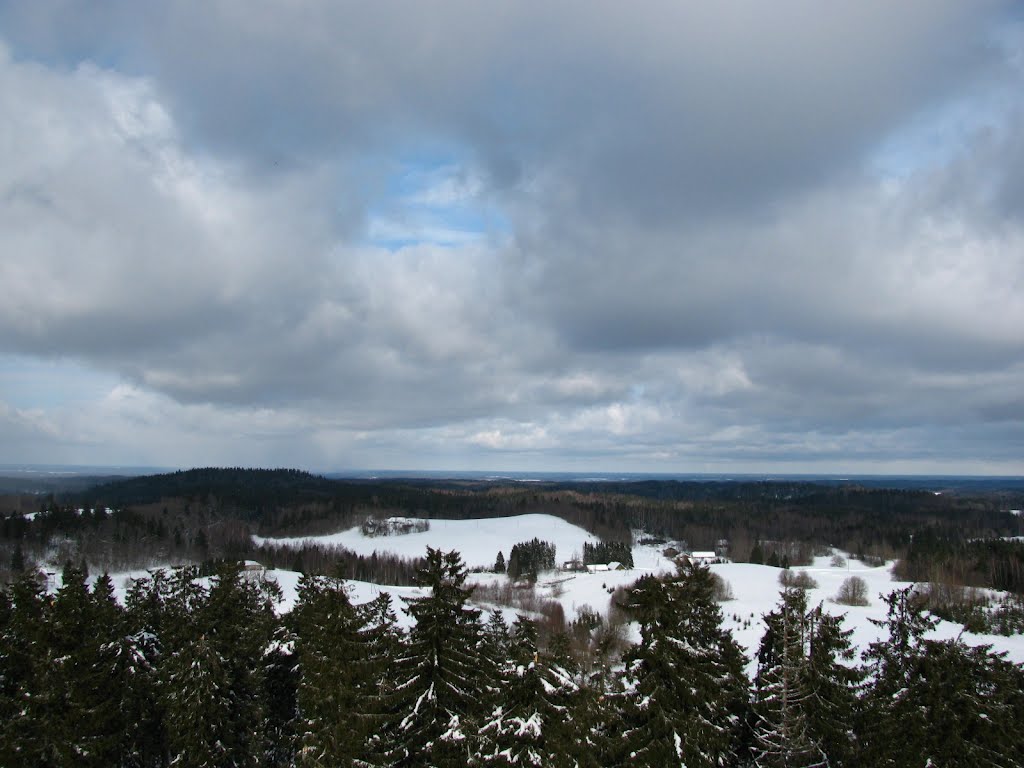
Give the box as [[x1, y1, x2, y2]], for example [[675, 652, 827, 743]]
[[0, 6, 1021, 472], [468, 425, 552, 451]]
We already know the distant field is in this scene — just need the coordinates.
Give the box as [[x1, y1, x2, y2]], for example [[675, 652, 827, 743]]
[[244, 514, 1024, 672], [253, 512, 601, 570]]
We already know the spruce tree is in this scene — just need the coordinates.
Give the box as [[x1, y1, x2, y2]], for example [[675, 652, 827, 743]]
[[860, 587, 1024, 767], [618, 562, 749, 768], [477, 610, 511, 744], [361, 591, 405, 763], [200, 561, 280, 764], [158, 562, 278, 768], [10, 544, 25, 573], [362, 591, 403, 697], [539, 631, 592, 768], [389, 548, 488, 766], [163, 631, 236, 768], [802, 603, 860, 767], [0, 572, 51, 765], [483, 610, 511, 660], [509, 616, 598, 768], [86, 573, 131, 765], [41, 563, 125, 767], [912, 638, 1024, 766], [575, 666, 622, 768], [481, 625, 590, 768], [857, 587, 936, 767], [750, 588, 827, 768], [480, 616, 554, 766], [123, 569, 176, 766], [263, 622, 299, 768], [291, 573, 381, 766]]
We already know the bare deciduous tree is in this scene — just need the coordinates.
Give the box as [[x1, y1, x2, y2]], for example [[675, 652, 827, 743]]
[[835, 576, 869, 606]]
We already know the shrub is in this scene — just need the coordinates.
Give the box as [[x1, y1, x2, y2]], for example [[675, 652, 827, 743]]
[[710, 572, 735, 602], [990, 596, 1024, 636], [830, 553, 847, 568], [779, 569, 819, 590], [359, 517, 429, 537], [918, 582, 991, 633], [835, 575, 869, 606]]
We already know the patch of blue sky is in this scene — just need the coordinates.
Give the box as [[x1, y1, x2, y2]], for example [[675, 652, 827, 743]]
[[0, 15, 138, 76], [363, 150, 510, 251], [870, 94, 1003, 182], [871, 18, 1023, 182], [0, 354, 119, 410]]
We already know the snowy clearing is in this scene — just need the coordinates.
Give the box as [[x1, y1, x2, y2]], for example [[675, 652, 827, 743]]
[[91, 532, 1024, 677], [709, 555, 1024, 675], [252, 513, 601, 570]]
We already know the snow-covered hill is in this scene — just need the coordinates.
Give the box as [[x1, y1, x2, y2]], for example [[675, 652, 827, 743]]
[[253, 512, 601, 570], [95, 517, 1024, 673]]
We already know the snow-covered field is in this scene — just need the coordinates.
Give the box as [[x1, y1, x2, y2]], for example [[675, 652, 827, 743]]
[[95, 515, 1024, 675], [253, 513, 600, 570], [707, 556, 1024, 674]]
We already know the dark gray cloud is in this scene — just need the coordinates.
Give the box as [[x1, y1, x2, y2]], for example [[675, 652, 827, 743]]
[[0, 2, 1021, 471], [0, 3, 1000, 199]]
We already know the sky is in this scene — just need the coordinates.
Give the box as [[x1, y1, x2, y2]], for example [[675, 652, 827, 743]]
[[0, 2, 1022, 475]]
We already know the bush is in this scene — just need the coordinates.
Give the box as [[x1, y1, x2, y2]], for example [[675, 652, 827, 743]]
[[830, 553, 847, 568], [779, 570, 819, 590], [990, 596, 1024, 636], [918, 582, 991, 633], [857, 553, 886, 568], [710, 572, 735, 602], [359, 517, 429, 537], [835, 575, 869, 606]]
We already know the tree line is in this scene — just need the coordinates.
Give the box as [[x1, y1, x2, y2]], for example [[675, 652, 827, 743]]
[[505, 538, 557, 580], [2, 549, 1022, 767], [582, 540, 634, 568], [2, 467, 1023, 598]]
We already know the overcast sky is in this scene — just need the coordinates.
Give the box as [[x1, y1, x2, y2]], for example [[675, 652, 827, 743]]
[[0, 2, 1022, 474]]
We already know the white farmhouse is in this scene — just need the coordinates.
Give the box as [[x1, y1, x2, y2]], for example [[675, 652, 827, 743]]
[[685, 551, 718, 564]]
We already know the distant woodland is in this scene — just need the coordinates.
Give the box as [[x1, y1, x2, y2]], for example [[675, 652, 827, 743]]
[[1, 468, 1022, 595]]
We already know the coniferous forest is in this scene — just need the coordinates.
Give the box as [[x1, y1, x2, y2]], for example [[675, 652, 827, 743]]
[[2, 550, 1023, 767], [2, 470, 1024, 765]]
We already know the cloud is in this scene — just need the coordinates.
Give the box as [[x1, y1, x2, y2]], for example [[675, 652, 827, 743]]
[[0, 4, 1021, 472]]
